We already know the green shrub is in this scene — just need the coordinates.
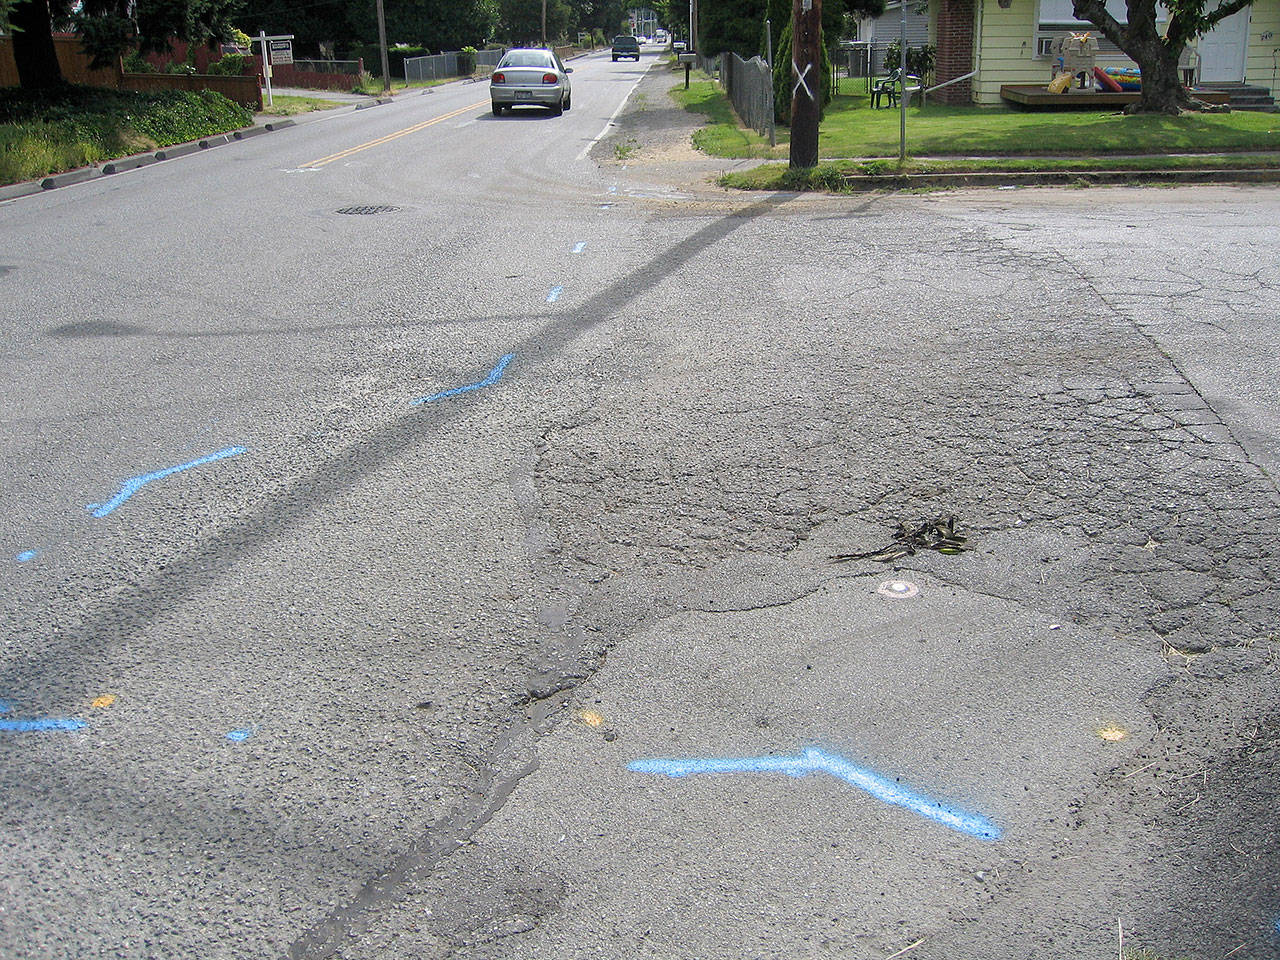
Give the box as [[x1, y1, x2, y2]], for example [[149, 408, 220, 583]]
[[206, 53, 250, 76], [121, 51, 156, 73], [0, 86, 252, 186], [885, 40, 936, 85], [351, 71, 380, 95], [459, 45, 477, 74]]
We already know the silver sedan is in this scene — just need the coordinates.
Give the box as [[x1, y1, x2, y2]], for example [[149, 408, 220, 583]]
[[490, 48, 573, 116]]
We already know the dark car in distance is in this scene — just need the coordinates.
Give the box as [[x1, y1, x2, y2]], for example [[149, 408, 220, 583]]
[[611, 35, 641, 61]]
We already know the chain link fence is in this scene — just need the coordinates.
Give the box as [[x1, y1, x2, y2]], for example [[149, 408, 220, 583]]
[[404, 48, 508, 84], [720, 52, 775, 139], [404, 52, 458, 83]]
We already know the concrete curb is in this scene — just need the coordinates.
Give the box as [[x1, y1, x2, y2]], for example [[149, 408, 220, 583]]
[[0, 180, 44, 202], [102, 155, 158, 175], [39, 167, 97, 190], [1, 120, 298, 200], [841, 166, 1280, 190]]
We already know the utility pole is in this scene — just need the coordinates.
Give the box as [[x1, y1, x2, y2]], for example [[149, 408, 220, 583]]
[[375, 0, 391, 94], [899, 0, 907, 160], [789, 0, 820, 169], [765, 18, 776, 148], [542, 0, 547, 47]]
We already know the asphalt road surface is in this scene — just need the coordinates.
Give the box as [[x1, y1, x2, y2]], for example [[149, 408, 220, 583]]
[[2, 49, 1278, 960]]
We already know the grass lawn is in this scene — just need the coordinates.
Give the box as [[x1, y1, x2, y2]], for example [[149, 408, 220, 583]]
[[672, 77, 1280, 160], [259, 94, 346, 116]]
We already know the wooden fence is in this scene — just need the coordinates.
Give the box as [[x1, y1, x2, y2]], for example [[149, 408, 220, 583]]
[[0, 35, 120, 87]]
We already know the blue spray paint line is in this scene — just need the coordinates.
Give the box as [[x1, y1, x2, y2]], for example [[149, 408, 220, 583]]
[[628, 747, 1002, 841], [411, 353, 516, 406], [15, 550, 38, 562], [88, 445, 248, 518], [546, 285, 563, 303], [571, 241, 587, 254], [0, 717, 87, 732], [226, 728, 255, 742]]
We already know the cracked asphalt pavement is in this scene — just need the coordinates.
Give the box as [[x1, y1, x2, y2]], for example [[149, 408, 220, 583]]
[[2, 53, 1278, 960]]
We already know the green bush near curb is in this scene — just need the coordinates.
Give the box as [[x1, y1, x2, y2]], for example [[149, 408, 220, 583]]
[[0, 86, 252, 186]]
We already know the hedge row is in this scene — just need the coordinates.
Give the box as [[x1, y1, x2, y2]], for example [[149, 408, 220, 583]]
[[0, 86, 253, 185]]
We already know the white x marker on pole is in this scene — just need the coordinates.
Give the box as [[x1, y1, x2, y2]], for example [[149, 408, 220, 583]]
[[792, 60, 814, 101]]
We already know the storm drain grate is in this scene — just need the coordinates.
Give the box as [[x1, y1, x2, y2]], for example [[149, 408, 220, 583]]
[[336, 204, 400, 215]]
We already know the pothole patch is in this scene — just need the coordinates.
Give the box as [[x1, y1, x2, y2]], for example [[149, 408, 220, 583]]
[[335, 204, 401, 216]]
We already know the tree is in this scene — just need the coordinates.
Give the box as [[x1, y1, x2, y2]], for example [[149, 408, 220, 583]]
[[6, 0, 242, 89], [238, 0, 357, 55], [351, 0, 496, 50], [498, 0, 572, 43], [572, 0, 629, 37], [1071, 0, 1253, 113], [703, 0, 765, 57], [763, 0, 884, 56], [652, 0, 689, 41]]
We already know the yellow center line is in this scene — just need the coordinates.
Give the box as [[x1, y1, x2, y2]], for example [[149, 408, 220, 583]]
[[303, 100, 487, 168]]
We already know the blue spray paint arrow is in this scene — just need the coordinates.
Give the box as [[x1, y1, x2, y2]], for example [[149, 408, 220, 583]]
[[0, 717, 87, 732], [629, 747, 1001, 840], [88, 445, 247, 518], [411, 353, 515, 406]]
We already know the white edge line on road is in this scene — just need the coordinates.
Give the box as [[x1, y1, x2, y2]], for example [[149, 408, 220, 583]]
[[575, 58, 655, 162]]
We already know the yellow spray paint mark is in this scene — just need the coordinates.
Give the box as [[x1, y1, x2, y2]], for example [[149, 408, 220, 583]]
[[1097, 724, 1127, 742], [91, 694, 116, 709], [576, 709, 605, 728]]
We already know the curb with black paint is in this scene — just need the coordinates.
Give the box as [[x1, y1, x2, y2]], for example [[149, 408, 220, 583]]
[[837, 166, 1280, 191], [0, 118, 299, 203]]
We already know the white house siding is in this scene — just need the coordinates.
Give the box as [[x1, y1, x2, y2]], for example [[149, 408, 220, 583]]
[[956, 0, 1246, 105], [1244, 2, 1280, 95], [862, 2, 931, 72], [967, 0, 1042, 104]]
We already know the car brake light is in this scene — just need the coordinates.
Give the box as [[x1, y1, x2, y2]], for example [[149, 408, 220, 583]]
[[542, 73, 558, 84], [492, 72, 504, 83]]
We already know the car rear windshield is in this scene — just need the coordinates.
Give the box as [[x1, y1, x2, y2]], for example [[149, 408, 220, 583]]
[[500, 51, 554, 67], [613, 36, 638, 45]]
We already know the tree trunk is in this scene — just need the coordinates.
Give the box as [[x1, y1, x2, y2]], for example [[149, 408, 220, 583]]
[[1132, 40, 1193, 114], [9, 0, 65, 89]]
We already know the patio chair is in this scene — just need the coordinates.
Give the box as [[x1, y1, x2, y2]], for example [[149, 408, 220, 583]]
[[871, 69, 922, 108]]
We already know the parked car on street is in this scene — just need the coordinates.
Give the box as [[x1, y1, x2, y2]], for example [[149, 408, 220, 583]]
[[611, 36, 641, 62], [490, 48, 573, 116]]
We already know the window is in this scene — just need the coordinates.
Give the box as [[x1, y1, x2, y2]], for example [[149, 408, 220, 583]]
[[1035, 0, 1166, 57], [500, 52, 554, 68]]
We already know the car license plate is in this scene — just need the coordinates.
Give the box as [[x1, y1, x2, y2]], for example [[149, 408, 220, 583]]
[[516, 89, 532, 98]]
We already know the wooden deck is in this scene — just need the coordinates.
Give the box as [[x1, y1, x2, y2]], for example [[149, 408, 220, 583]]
[[1000, 84, 1231, 109]]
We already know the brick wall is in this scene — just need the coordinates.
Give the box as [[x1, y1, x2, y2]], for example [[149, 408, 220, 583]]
[[934, 0, 976, 105], [119, 71, 262, 109]]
